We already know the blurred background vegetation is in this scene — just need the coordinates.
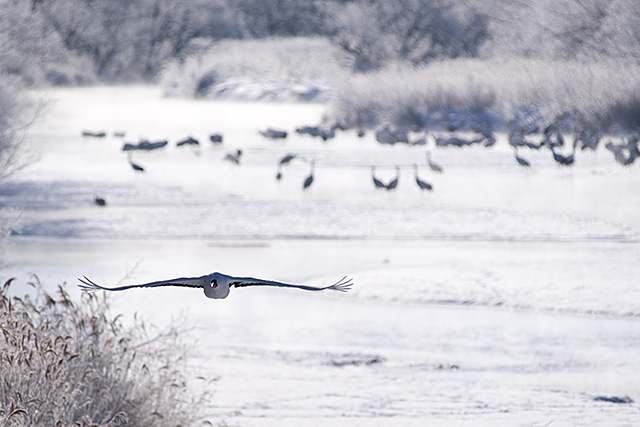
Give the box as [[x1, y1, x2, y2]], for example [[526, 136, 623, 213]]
[[2, 0, 639, 84], [1, 3, 638, 424], [1, 0, 639, 174]]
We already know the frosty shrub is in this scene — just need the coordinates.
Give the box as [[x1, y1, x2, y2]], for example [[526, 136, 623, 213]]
[[0, 1, 96, 86], [328, 0, 490, 70], [0, 76, 27, 182], [161, 37, 349, 102], [0, 277, 211, 426], [328, 58, 640, 133]]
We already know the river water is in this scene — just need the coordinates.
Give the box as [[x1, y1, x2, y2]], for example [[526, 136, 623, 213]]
[[1, 86, 639, 425]]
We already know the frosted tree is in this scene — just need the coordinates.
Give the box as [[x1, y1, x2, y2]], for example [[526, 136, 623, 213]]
[[548, 0, 617, 59], [487, 0, 640, 61], [0, 3, 33, 181], [237, 0, 329, 37], [133, 0, 205, 79], [589, 0, 640, 62], [34, 0, 134, 79], [0, 80, 26, 182], [329, 2, 391, 71], [30, 0, 238, 81], [376, 0, 489, 63], [329, 0, 490, 70]]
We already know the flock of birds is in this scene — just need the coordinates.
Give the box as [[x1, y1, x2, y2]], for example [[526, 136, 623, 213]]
[[83, 127, 322, 207], [82, 115, 638, 206], [85, 130, 247, 173], [374, 118, 640, 169], [77, 113, 638, 299], [82, 123, 444, 201]]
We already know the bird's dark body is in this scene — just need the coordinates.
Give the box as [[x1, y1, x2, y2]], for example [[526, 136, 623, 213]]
[[78, 272, 352, 299]]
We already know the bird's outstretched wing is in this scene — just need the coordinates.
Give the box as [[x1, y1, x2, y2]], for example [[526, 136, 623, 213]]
[[230, 275, 353, 293], [78, 276, 202, 292]]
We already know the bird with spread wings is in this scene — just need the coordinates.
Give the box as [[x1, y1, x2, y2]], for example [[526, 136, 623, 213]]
[[78, 272, 353, 299]]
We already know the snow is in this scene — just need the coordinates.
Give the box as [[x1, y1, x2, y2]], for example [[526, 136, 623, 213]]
[[1, 86, 640, 426]]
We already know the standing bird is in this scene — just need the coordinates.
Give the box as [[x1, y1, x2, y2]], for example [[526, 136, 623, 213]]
[[385, 166, 400, 191], [209, 133, 223, 144], [371, 166, 386, 189], [303, 160, 315, 190], [508, 130, 525, 148], [276, 153, 298, 181], [426, 151, 443, 173], [128, 156, 145, 173], [551, 147, 565, 165], [542, 124, 564, 149], [176, 136, 199, 147], [563, 150, 575, 166], [413, 164, 433, 191], [551, 146, 575, 166], [514, 148, 531, 168], [279, 153, 297, 165], [78, 273, 353, 300], [224, 149, 243, 165]]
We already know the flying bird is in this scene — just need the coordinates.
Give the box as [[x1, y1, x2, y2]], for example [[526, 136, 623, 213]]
[[78, 273, 353, 299]]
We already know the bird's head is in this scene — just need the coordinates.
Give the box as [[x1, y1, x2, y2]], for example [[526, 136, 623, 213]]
[[202, 272, 231, 299]]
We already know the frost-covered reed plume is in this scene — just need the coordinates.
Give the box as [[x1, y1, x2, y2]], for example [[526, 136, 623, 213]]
[[0, 277, 212, 426]]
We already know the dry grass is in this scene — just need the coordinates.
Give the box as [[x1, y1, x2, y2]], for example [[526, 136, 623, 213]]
[[0, 276, 211, 426], [328, 58, 640, 133], [161, 37, 349, 102]]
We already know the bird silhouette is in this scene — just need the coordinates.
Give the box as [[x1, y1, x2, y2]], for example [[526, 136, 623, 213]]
[[413, 164, 433, 191], [78, 273, 353, 300], [551, 146, 575, 166], [514, 148, 531, 168], [176, 136, 199, 147], [224, 149, 243, 165], [128, 158, 145, 172], [276, 154, 298, 181], [508, 130, 525, 148], [303, 160, 315, 190], [426, 151, 443, 173], [279, 153, 297, 165], [209, 133, 223, 144], [371, 166, 386, 189], [385, 166, 400, 191]]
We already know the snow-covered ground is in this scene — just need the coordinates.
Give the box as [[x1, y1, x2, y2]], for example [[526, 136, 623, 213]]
[[1, 86, 639, 426]]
